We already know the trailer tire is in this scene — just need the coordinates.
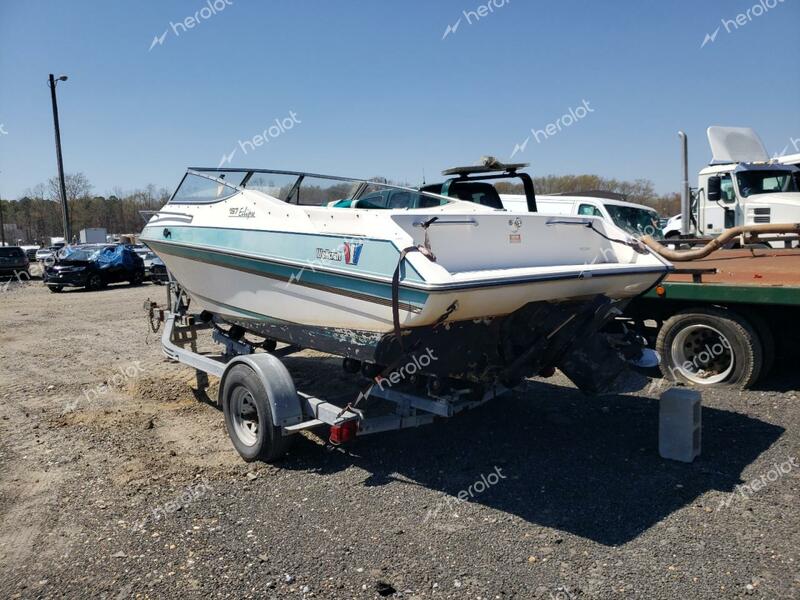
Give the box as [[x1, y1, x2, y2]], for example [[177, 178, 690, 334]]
[[222, 364, 293, 462], [656, 307, 762, 389]]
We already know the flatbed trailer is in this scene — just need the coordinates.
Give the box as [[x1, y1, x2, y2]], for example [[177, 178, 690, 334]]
[[623, 248, 800, 389]]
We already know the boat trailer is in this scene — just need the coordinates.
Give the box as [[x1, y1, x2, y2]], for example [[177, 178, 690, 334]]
[[148, 282, 701, 463], [148, 282, 511, 462]]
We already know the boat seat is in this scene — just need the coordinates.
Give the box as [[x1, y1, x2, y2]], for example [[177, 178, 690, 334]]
[[449, 181, 504, 209]]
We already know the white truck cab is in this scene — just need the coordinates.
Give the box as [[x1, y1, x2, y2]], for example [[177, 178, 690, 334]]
[[500, 194, 663, 237], [693, 127, 800, 244]]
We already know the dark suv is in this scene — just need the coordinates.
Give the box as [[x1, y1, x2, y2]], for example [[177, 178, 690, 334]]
[[44, 244, 145, 292], [0, 246, 30, 279]]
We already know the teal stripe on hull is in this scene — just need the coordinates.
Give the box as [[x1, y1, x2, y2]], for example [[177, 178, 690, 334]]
[[141, 224, 424, 283], [146, 239, 429, 311]]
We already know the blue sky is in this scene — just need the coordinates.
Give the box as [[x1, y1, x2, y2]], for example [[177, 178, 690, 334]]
[[1, 0, 798, 199]]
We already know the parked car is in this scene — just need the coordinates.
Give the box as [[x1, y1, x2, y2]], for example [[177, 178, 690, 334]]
[[149, 254, 168, 284], [43, 244, 145, 292], [0, 246, 30, 279], [35, 247, 54, 262], [21, 245, 40, 261]]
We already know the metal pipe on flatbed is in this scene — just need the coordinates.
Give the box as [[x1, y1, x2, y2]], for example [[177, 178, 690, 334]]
[[641, 223, 800, 261], [678, 131, 690, 236]]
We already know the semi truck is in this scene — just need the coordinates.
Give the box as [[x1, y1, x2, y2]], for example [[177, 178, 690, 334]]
[[616, 128, 800, 389], [673, 127, 800, 248]]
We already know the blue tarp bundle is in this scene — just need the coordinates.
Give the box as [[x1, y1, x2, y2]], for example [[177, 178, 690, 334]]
[[95, 245, 138, 269]]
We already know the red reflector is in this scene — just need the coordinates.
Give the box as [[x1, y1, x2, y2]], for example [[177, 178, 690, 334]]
[[330, 420, 358, 445]]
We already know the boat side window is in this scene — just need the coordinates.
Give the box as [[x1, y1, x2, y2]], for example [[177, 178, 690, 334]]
[[245, 173, 301, 201], [171, 173, 239, 204], [387, 191, 413, 209], [578, 203, 602, 217], [292, 176, 358, 206], [354, 193, 389, 209]]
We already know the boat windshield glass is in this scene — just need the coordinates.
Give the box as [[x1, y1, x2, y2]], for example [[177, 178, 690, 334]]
[[736, 169, 799, 198], [171, 173, 239, 203], [174, 169, 453, 209], [244, 173, 299, 200], [604, 204, 662, 237], [286, 176, 358, 206]]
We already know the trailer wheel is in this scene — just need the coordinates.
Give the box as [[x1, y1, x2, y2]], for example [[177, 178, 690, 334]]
[[222, 364, 293, 462], [656, 308, 762, 389]]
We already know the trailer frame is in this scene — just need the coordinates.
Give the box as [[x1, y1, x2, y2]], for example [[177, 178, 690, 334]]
[[154, 282, 509, 461]]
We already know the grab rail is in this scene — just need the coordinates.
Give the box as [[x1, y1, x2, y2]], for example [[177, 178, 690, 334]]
[[413, 219, 478, 227]]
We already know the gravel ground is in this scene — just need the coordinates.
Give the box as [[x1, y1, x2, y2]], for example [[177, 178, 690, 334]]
[[0, 278, 798, 599]]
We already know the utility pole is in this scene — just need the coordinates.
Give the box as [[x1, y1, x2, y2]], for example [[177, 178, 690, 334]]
[[48, 73, 70, 242], [0, 192, 6, 247]]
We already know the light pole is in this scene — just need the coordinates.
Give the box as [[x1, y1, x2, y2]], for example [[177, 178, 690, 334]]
[[48, 73, 70, 242]]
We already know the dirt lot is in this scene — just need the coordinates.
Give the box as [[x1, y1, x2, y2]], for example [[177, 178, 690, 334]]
[[0, 278, 798, 599]]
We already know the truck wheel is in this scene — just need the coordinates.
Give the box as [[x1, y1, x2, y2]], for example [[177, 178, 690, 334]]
[[656, 308, 763, 389], [740, 311, 775, 381], [222, 364, 293, 462]]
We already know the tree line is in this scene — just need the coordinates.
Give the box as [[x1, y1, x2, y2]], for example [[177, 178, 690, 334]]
[[1, 173, 171, 244], [0, 172, 679, 245]]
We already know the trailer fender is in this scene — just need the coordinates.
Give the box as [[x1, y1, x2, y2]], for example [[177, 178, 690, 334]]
[[219, 354, 303, 428]]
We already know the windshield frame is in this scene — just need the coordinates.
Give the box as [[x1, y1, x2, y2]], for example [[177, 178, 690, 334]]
[[170, 168, 457, 208]]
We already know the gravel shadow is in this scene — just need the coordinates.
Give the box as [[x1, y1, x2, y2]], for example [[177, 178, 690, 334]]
[[277, 357, 785, 546]]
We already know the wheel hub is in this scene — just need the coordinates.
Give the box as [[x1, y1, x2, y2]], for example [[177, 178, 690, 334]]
[[231, 388, 259, 446], [671, 324, 734, 385]]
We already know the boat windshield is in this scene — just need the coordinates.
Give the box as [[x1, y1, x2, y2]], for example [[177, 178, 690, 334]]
[[736, 169, 799, 198], [171, 169, 454, 209], [604, 204, 662, 237]]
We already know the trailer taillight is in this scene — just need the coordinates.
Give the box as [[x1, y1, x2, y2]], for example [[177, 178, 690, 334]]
[[330, 420, 358, 445]]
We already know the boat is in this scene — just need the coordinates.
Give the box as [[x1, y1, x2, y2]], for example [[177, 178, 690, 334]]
[[140, 161, 671, 395]]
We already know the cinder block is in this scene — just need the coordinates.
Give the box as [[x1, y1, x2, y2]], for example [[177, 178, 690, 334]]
[[659, 387, 702, 463]]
